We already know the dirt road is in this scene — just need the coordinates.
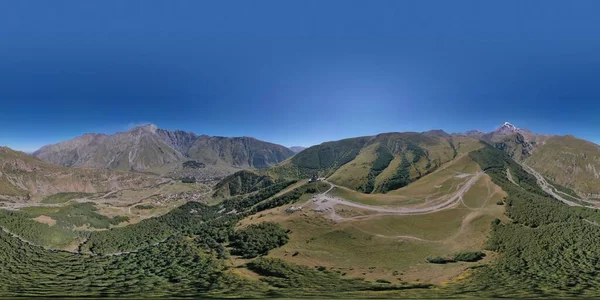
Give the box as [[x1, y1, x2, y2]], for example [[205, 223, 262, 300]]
[[307, 172, 483, 220]]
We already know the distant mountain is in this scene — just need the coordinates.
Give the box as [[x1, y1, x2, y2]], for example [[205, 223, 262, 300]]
[[33, 124, 295, 178], [463, 130, 485, 137], [472, 121, 600, 195], [289, 146, 306, 154], [480, 122, 547, 161], [0, 146, 157, 201]]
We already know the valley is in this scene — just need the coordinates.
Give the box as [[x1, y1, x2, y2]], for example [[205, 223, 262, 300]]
[[3, 123, 600, 297], [0, 178, 213, 250]]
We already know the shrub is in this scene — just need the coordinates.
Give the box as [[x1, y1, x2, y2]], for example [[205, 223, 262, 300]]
[[426, 256, 453, 264], [230, 222, 289, 258], [453, 251, 486, 262]]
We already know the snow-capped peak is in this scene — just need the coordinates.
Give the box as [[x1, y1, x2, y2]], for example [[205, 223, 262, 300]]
[[503, 122, 517, 129], [495, 122, 520, 134]]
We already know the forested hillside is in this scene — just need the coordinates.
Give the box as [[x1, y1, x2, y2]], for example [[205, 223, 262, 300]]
[[463, 145, 600, 297], [212, 170, 275, 198], [0, 178, 430, 297]]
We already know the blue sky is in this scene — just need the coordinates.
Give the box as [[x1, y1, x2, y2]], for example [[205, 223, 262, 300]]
[[2, 1, 600, 152]]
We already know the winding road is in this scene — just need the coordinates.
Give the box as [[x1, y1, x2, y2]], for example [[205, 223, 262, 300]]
[[307, 171, 484, 220], [519, 162, 600, 209]]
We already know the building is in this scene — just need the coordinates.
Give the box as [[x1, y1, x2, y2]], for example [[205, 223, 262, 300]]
[[309, 173, 320, 182]]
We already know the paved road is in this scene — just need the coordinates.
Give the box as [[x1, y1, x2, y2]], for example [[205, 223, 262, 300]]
[[308, 172, 483, 219]]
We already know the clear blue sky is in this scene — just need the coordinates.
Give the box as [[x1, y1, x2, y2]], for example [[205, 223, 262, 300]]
[[2, 1, 600, 152]]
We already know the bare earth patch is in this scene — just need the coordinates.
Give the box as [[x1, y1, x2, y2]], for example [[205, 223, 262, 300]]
[[33, 215, 56, 226]]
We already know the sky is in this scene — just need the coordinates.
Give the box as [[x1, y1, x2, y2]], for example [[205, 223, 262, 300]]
[[2, 1, 600, 152]]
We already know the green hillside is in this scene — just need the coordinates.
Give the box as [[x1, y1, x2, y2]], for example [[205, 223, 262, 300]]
[[525, 135, 600, 195], [4, 142, 600, 297], [212, 170, 275, 198], [269, 132, 476, 193], [463, 144, 600, 297]]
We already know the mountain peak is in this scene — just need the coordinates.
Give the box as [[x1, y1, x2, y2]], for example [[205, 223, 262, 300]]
[[495, 122, 519, 134], [129, 124, 158, 134]]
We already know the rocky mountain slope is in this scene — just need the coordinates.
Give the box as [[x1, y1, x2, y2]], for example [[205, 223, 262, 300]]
[[480, 122, 547, 161], [33, 124, 294, 178], [0, 146, 157, 201]]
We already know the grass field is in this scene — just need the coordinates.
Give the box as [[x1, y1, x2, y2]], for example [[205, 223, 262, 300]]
[[236, 168, 505, 284]]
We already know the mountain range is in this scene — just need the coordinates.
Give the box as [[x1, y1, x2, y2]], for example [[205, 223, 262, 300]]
[[4, 121, 600, 199], [255, 122, 600, 196], [4, 120, 600, 297], [32, 124, 295, 179]]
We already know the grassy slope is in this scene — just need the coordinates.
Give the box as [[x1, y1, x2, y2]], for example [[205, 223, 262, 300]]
[[269, 132, 478, 194], [329, 154, 481, 207], [267, 136, 371, 180], [328, 143, 379, 190], [212, 170, 275, 198], [237, 155, 504, 284], [460, 144, 600, 297], [525, 135, 600, 195]]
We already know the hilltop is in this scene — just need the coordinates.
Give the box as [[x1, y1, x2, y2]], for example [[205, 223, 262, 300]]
[[264, 131, 482, 194]]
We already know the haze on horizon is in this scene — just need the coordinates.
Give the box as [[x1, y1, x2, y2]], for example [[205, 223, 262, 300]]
[[2, 0, 600, 152]]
